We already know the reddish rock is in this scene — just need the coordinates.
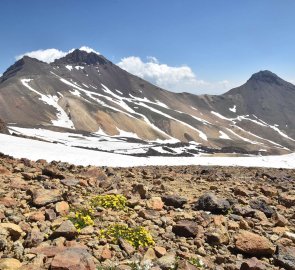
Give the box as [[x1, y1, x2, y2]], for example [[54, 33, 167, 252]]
[[172, 220, 198, 238], [240, 257, 267, 270], [32, 189, 62, 207], [30, 246, 66, 257], [154, 246, 167, 257], [51, 220, 78, 240], [27, 211, 45, 222], [234, 230, 275, 256], [0, 196, 17, 207], [147, 197, 164, 211], [50, 248, 96, 270], [279, 193, 295, 207], [101, 246, 112, 260], [55, 201, 70, 216]]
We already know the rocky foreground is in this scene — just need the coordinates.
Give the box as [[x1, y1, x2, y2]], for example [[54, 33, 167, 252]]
[[0, 153, 294, 270]]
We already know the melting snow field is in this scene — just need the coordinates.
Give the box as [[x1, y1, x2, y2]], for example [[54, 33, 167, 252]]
[[0, 134, 295, 168]]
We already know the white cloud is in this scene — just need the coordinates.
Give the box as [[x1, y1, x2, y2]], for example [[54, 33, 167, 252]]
[[15, 46, 99, 63], [117, 56, 233, 94], [79, 46, 100, 55]]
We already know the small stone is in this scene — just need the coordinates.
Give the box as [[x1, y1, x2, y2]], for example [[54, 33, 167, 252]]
[[206, 226, 229, 245], [284, 231, 295, 243], [32, 189, 62, 207], [0, 196, 17, 207], [119, 238, 135, 255], [50, 247, 96, 270], [51, 220, 78, 240], [147, 197, 164, 211], [45, 208, 57, 221], [234, 186, 249, 197], [138, 209, 160, 220], [234, 230, 275, 256], [172, 220, 198, 237], [101, 246, 112, 260], [157, 253, 176, 270], [80, 226, 94, 235], [132, 184, 149, 199], [279, 193, 295, 207], [154, 246, 167, 257], [161, 195, 187, 208], [249, 199, 274, 218], [61, 178, 80, 186], [274, 245, 295, 270], [271, 212, 289, 227], [143, 248, 157, 262], [0, 223, 24, 240], [240, 257, 266, 270], [24, 228, 44, 248], [27, 211, 45, 222], [192, 193, 230, 214], [177, 260, 199, 270], [0, 258, 22, 269], [55, 201, 70, 216]]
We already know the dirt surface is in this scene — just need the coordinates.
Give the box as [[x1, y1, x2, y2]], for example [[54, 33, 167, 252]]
[[0, 153, 294, 269]]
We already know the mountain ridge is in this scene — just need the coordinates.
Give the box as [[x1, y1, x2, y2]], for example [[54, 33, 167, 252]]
[[1, 49, 295, 155]]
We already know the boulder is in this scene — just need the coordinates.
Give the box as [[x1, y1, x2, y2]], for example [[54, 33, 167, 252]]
[[279, 193, 295, 207], [50, 247, 96, 270], [161, 195, 187, 208], [234, 230, 275, 256], [240, 257, 267, 270], [249, 199, 274, 218], [51, 220, 78, 240], [31, 188, 62, 207], [0, 258, 21, 269], [192, 193, 230, 214], [172, 220, 198, 237], [0, 223, 24, 240], [274, 245, 295, 270]]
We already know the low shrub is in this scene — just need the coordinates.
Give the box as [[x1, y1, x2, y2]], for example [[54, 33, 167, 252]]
[[91, 194, 128, 210], [100, 224, 155, 249]]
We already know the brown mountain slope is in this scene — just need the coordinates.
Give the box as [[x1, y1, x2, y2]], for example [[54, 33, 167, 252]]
[[0, 50, 294, 154]]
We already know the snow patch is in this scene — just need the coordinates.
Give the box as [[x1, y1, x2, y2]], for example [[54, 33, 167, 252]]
[[229, 105, 236, 113], [65, 65, 73, 71], [21, 79, 74, 129], [219, 131, 231, 140], [1, 133, 295, 168]]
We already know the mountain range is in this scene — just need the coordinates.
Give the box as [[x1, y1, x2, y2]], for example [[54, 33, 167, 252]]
[[1, 49, 295, 156]]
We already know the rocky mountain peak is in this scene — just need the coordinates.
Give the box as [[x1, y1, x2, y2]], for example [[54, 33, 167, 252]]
[[1, 56, 45, 82], [248, 70, 283, 85], [53, 49, 110, 66]]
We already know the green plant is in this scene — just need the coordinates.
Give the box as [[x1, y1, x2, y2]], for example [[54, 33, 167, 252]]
[[100, 224, 155, 249], [68, 207, 94, 232], [91, 194, 128, 210], [188, 257, 204, 268]]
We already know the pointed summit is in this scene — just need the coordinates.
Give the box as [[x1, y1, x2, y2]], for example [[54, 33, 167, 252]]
[[248, 70, 283, 85], [53, 49, 110, 66]]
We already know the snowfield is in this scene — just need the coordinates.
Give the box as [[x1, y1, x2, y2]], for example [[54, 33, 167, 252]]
[[0, 134, 295, 168]]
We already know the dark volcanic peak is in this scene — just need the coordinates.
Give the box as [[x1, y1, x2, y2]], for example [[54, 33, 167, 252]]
[[1, 56, 45, 82], [248, 70, 284, 85], [53, 49, 110, 66]]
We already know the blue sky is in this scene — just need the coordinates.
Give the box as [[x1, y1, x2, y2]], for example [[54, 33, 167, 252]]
[[1, 0, 295, 94]]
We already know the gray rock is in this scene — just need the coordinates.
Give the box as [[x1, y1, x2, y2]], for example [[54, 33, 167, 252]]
[[274, 245, 295, 270], [192, 193, 230, 214], [162, 195, 187, 208], [51, 220, 78, 240], [249, 199, 274, 218], [172, 220, 198, 237]]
